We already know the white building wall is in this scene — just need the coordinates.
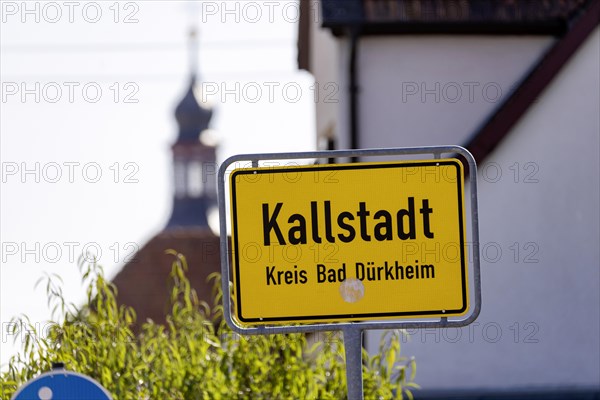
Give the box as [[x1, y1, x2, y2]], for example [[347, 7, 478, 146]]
[[336, 35, 554, 154], [365, 28, 600, 390]]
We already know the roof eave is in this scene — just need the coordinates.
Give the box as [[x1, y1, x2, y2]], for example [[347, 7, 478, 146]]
[[324, 20, 570, 37]]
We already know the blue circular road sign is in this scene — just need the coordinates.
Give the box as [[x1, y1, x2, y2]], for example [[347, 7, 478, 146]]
[[11, 369, 112, 400]]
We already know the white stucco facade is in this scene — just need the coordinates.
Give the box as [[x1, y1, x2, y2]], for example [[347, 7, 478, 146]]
[[336, 35, 554, 151]]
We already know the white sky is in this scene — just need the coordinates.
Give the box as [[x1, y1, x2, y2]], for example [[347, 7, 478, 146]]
[[0, 0, 316, 368]]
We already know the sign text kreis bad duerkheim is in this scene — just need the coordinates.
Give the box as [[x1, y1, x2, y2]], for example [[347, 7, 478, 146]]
[[230, 160, 468, 324]]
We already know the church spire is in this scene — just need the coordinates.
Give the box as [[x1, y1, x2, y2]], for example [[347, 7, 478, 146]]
[[166, 28, 217, 230], [174, 28, 213, 143], [189, 27, 199, 81]]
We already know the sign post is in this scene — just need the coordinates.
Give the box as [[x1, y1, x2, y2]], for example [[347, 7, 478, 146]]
[[343, 326, 364, 400], [218, 146, 480, 399]]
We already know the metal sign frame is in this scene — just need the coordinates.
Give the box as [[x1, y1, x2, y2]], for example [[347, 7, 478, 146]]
[[218, 145, 480, 335]]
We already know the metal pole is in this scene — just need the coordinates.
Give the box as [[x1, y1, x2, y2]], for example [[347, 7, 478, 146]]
[[343, 327, 364, 400]]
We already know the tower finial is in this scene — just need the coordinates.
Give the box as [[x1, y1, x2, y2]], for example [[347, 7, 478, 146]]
[[188, 26, 199, 81]]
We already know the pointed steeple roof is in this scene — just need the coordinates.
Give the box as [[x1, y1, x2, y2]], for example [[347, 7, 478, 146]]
[[174, 28, 213, 142], [174, 76, 213, 142]]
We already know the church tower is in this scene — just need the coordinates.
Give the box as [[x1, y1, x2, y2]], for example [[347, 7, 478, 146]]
[[168, 29, 217, 230], [112, 30, 221, 328]]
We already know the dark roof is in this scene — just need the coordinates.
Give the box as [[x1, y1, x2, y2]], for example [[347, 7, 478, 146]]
[[174, 76, 213, 142], [321, 0, 590, 35], [112, 230, 221, 329]]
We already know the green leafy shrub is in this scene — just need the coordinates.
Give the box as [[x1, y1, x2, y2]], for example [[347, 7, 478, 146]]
[[1, 251, 418, 399]]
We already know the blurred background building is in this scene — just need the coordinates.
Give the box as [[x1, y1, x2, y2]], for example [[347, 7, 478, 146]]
[[299, 0, 599, 397]]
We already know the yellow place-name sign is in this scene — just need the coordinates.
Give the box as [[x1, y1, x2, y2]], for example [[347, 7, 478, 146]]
[[229, 159, 468, 325]]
